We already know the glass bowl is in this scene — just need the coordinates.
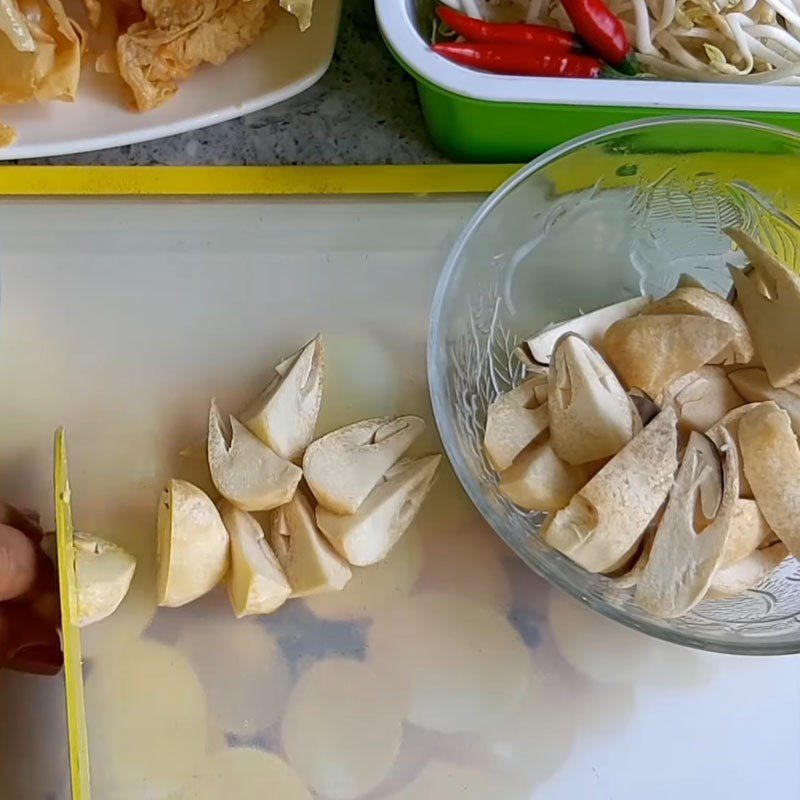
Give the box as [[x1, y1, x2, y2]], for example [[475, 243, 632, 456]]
[[428, 117, 800, 656]]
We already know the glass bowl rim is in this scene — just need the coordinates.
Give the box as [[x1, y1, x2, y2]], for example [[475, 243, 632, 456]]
[[427, 115, 800, 657]]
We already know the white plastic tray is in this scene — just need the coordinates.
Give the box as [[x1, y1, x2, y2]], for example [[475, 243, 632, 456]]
[[377, 0, 800, 111], [0, 193, 797, 800]]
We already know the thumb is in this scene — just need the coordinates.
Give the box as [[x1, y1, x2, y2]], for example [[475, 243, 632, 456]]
[[0, 524, 37, 601]]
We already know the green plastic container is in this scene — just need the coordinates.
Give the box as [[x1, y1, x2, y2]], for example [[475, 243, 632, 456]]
[[377, 0, 800, 162]]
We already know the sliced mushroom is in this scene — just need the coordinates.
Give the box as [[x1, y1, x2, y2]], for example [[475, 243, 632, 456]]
[[706, 541, 789, 600], [628, 389, 660, 427], [677, 273, 706, 290], [738, 402, 800, 560], [498, 438, 599, 513], [720, 499, 774, 569], [241, 336, 324, 463], [603, 314, 735, 397], [728, 229, 800, 388], [74, 533, 137, 627], [635, 430, 738, 618], [317, 455, 441, 567], [665, 366, 744, 433], [303, 416, 425, 514], [612, 527, 656, 588], [544, 406, 679, 573], [644, 286, 754, 365], [548, 335, 641, 465], [269, 492, 351, 597], [728, 368, 800, 436], [514, 296, 650, 367], [208, 400, 302, 512], [483, 377, 549, 471], [157, 479, 230, 608], [705, 402, 766, 499], [218, 500, 291, 617]]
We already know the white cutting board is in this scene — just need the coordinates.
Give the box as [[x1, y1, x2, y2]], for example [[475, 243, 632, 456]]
[[0, 197, 797, 800]]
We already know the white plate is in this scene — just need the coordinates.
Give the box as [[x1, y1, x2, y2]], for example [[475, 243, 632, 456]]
[[0, 0, 341, 161]]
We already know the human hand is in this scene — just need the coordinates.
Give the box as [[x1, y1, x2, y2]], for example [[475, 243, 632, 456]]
[[0, 504, 62, 675]]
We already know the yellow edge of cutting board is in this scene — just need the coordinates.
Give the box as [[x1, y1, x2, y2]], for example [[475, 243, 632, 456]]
[[0, 165, 518, 196], [54, 429, 91, 800], [0, 154, 796, 197]]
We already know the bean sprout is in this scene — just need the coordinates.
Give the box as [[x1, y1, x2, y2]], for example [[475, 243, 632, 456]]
[[445, 0, 800, 82]]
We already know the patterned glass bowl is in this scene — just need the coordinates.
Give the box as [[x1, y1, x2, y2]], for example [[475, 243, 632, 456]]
[[428, 117, 800, 656]]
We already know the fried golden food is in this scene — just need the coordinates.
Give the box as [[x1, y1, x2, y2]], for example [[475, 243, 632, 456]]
[[0, 0, 82, 104], [117, 0, 272, 111]]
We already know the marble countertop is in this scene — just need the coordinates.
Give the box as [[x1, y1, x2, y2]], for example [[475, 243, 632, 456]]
[[29, 0, 442, 166]]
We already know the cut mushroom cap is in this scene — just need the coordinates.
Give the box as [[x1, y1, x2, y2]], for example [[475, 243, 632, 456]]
[[218, 500, 291, 617], [728, 229, 800, 388], [241, 336, 324, 463], [317, 455, 441, 567], [548, 334, 641, 464], [720, 499, 774, 569], [499, 438, 600, 513], [677, 273, 706, 290], [705, 402, 765, 499], [269, 492, 351, 597], [603, 313, 735, 397], [665, 366, 744, 433], [74, 533, 137, 627], [544, 406, 679, 573], [483, 377, 549, 471], [706, 541, 789, 600], [157, 479, 230, 608], [644, 286, 754, 365], [612, 527, 656, 589], [514, 296, 650, 367], [738, 402, 800, 560], [635, 430, 738, 618], [208, 400, 302, 512], [303, 416, 425, 514], [729, 368, 800, 437]]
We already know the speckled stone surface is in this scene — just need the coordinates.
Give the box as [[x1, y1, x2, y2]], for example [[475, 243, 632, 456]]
[[25, 0, 443, 166]]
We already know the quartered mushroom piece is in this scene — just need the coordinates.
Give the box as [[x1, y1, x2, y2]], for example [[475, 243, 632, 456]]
[[706, 541, 789, 599], [157, 479, 230, 608], [547, 334, 641, 464], [317, 455, 441, 566], [728, 229, 800, 388], [720, 499, 774, 568], [728, 368, 800, 436], [483, 376, 549, 471], [665, 366, 744, 433], [241, 335, 325, 464], [514, 296, 650, 368], [635, 429, 738, 618], [208, 400, 302, 512], [612, 527, 656, 589], [303, 416, 425, 514], [218, 500, 292, 617], [738, 402, 800, 560], [544, 406, 679, 573], [644, 285, 754, 365], [269, 492, 352, 597], [706, 402, 766, 499], [499, 438, 599, 513], [603, 313, 735, 397], [74, 533, 137, 627]]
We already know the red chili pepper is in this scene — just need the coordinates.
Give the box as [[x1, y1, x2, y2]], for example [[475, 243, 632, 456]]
[[433, 42, 603, 78], [560, 0, 638, 73], [436, 6, 581, 52]]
